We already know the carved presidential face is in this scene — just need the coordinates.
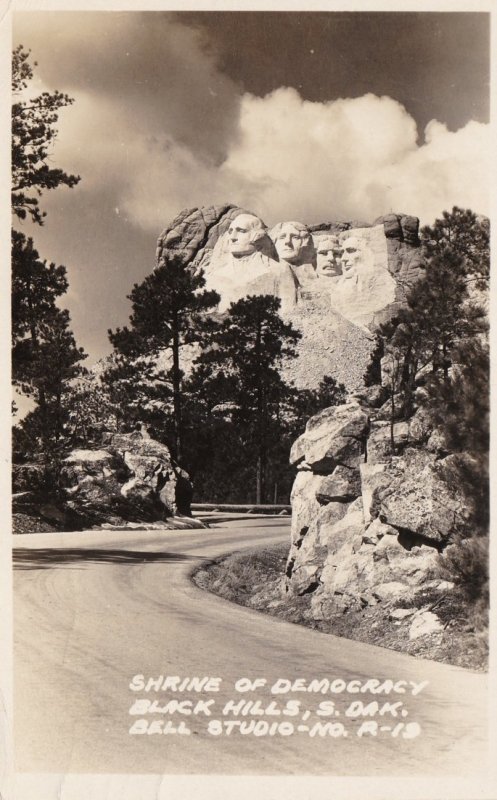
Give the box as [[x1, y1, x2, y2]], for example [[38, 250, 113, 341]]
[[340, 236, 364, 278], [273, 223, 308, 264], [316, 236, 342, 277], [227, 214, 265, 257]]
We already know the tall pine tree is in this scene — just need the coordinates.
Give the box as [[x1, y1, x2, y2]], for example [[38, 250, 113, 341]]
[[106, 256, 220, 462], [189, 294, 301, 503], [12, 46, 86, 482], [12, 233, 87, 469]]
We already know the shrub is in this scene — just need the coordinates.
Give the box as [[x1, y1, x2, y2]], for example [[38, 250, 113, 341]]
[[439, 534, 489, 605]]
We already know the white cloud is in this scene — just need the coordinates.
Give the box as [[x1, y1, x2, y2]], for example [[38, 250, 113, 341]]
[[17, 14, 489, 232], [64, 86, 487, 231], [216, 88, 489, 226]]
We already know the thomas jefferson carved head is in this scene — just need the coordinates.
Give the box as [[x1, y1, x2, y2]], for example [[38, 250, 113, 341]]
[[227, 214, 267, 257], [315, 235, 343, 277], [270, 221, 313, 265]]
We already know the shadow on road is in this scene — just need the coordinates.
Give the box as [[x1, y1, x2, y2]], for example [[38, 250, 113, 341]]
[[13, 548, 198, 570]]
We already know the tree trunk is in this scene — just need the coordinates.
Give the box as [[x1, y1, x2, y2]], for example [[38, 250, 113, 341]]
[[172, 314, 182, 463], [255, 316, 266, 504], [256, 454, 263, 505], [390, 390, 395, 455], [390, 365, 396, 455]]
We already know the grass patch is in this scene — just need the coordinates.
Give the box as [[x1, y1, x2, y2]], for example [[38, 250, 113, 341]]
[[192, 545, 488, 672]]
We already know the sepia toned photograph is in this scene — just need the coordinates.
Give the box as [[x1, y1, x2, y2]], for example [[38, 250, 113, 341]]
[[3, 3, 494, 799]]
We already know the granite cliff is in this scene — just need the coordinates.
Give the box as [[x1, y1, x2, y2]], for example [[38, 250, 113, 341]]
[[285, 393, 468, 639], [156, 204, 424, 391]]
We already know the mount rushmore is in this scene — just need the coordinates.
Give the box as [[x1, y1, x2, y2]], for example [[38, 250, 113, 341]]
[[156, 204, 424, 390]]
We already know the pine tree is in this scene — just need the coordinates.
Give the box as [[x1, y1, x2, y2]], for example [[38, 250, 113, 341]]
[[106, 256, 220, 462], [189, 295, 301, 503], [368, 207, 488, 435], [63, 373, 118, 449], [12, 232, 87, 469], [361, 208, 489, 609], [364, 207, 489, 541], [12, 46, 85, 486], [421, 206, 489, 288], [12, 45, 80, 225]]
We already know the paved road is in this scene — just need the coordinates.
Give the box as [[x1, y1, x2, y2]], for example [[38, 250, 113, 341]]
[[13, 515, 488, 777]]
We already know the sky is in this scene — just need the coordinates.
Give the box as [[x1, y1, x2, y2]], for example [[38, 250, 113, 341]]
[[12, 10, 491, 366]]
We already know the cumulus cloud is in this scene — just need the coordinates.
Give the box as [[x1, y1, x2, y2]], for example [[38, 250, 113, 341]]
[[16, 15, 489, 231], [52, 85, 489, 233], [115, 88, 490, 229], [223, 89, 490, 225], [220, 89, 421, 224]]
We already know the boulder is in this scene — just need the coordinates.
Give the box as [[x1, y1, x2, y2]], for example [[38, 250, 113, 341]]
[[290, 403, 369, 471], [289, 435, 307, 467], [286, 402, 460, 617], [12, 462, 50, 493], [12, 491, 39, 514], [287, 561, 322, 596], [367, 421, 410, 463], [59, 432, 192, 526], [313, 501, 352, 549], [372, 531, 408, 560], [374, 213, 403, 240], [409, 611, 444, 640], [61, 449, 133, 523], [362, 517, 398, 545], [371, 449, 469, 544], [286, 501, 349, 595], [314, 465, 361, 503], [320, 497, 365, 554], [373, 581, 411, 602], [407, 407, 433, 444], [400, 215, 421, 246], [427, 429, 450, 455], [360, 461, 389, 523], [288, 498, 364, 597], [388, 545, 439, 584], [350, 384, 388, 409], [319, 542, 358, 594], [311, 586, 362, 617], [290, 471, 323, 545]]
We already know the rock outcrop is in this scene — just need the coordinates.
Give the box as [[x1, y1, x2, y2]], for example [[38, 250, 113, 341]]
[[156, 204, 246, 269], [286, 400, 464, 617], [156, 205, 424, 391], [13, 431, 192, 531]]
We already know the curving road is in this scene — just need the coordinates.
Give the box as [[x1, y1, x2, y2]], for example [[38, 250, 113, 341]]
[[13, 515, 488, 777]]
